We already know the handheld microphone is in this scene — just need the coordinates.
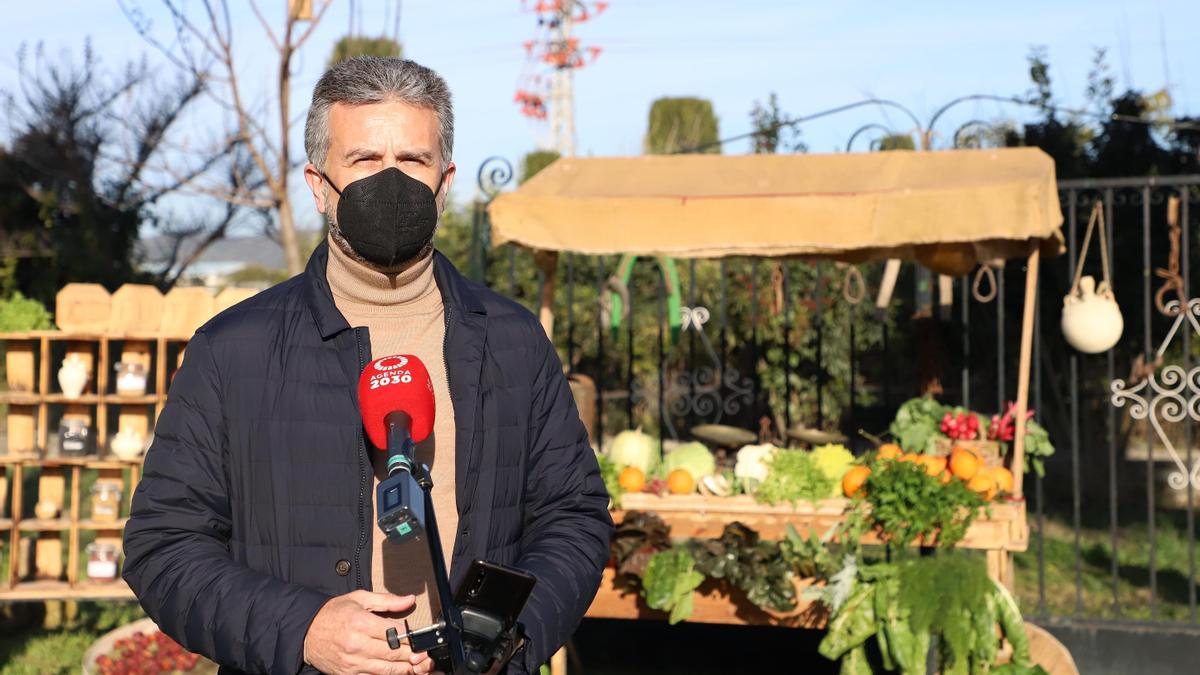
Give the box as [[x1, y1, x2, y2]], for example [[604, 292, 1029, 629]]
[[359, 355, 436, 543]]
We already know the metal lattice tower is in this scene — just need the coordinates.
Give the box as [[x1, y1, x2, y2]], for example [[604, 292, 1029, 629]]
[[515, 1, 607, 157], [548, 2, 577, 156]]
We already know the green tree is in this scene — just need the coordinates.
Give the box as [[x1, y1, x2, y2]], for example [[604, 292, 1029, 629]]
[[520, 150, 561, 184], [328, 36, 402, 65], [645, 97, 720, 155], [876, 134, 916, 151], [0, 44, 238, 306], [749, 92, 805, 154]]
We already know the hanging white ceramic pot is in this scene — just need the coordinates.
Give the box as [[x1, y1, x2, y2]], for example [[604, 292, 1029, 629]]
[[1062, 276, 1123, 353], [1061, 202, 1123, 354]]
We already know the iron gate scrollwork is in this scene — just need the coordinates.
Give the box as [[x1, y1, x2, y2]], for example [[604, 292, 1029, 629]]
[[630, 305, 754, 441]]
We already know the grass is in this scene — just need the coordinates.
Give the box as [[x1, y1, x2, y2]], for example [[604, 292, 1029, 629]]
[[1016, 513, 1200, 623], [0, 602, 145, 674]]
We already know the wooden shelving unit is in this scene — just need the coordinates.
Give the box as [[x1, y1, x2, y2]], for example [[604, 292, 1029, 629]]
[[0, 282, 255, 602], [1, 331, 189, 600]]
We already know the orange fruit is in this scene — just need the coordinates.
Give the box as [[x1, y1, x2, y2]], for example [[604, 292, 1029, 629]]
[[900, 453, 921, 463], [992, 467, 1015, 494], [938, 469, 953, 485], [918, 455, 947, 477], [842, 465, 871, 498], [666, 468, 696, 495], [949, 447, 982, 481], [876, 444, 903, 461], [618, 466, 646, 493], [967, 468, 997, 500]]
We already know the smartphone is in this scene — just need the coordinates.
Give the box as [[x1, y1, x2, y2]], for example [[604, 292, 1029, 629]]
[[453, 559, 537, 627]]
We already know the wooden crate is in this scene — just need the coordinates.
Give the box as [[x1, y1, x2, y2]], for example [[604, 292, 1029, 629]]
[[591, 493, 1029, 628], [588, 567, 828, 628], [215, 287, 258, 314], [108, 284, 165, 334], [4, 340, 36, 392], [932, 438, 1006, 468], [613, 493, 1028, 552], [6, 405, 37, 456], [0, 465, 8, 519], [56, 284, 111, 333], [161, 287, 214, 336]]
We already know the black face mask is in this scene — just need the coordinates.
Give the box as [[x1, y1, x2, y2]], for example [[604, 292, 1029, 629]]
[[322, 167, 443, 267]]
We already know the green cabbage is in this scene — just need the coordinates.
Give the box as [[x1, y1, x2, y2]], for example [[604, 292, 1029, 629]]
[[663, 442, 716, 481]]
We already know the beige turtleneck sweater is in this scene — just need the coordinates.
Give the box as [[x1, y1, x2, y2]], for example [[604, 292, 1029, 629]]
[[326, 238, 458, 629]]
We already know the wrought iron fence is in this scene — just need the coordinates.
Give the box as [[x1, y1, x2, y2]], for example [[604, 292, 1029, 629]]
[[460, 159, 1200, 632]]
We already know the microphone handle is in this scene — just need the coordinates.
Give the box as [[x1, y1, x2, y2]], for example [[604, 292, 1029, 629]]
[[384, 410, 416, 476]]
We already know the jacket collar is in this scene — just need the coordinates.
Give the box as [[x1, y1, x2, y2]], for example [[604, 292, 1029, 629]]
[[304, 241, 487, 340]]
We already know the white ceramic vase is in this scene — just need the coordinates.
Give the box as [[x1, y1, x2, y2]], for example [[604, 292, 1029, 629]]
[[1062, 276, 1124, 354], [58, 354, 90, 399], [34, 499, 59, 520], [110, 430, 146, 461]]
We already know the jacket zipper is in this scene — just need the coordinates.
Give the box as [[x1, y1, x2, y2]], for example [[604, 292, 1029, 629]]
[[353, 329, 368, 590], [442, 304, 457, 558], [443, 305, 453, 411]]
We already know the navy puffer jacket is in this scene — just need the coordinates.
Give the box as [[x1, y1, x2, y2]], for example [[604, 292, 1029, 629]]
[[123, 243, 613, 674]]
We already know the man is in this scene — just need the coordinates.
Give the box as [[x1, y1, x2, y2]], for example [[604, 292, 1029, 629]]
[[123, 56, 613, 675]]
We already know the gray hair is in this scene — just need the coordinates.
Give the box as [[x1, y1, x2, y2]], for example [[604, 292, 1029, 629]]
[[304, 56, 455, 172]]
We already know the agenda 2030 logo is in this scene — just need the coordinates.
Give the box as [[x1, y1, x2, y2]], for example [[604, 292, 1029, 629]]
[[369, 356, 413, 389]]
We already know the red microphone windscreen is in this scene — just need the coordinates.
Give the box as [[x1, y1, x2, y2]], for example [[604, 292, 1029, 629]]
[[358, 354, 435, 449]]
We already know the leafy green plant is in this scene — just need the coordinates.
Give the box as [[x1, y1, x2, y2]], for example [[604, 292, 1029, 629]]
[[779, 523, 836, 580], [888, 397, 947, 453], [754, 450, 833, 505], [0, 292, 54, 332], [613, 515, 824, 622], [860, 459, 984, 548], [819, 555, 1037, 675], [992, 664, 1050, 675], [595, 451, 623, 508], [896, 555, 996, 669], [1023, 420, 1054, 478], [641, 548, 704, 625], [609, 511, 671, 580], [687, 522, 797, 613]]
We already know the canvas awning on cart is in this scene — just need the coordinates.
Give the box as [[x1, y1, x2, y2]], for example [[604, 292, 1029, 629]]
[[488, 147, 1064, 261]]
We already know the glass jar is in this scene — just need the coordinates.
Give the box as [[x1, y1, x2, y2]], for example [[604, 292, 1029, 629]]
[[114, 361, 148, 397], [90, 483, 123, 523], [86, 542, 120, 582], [59, 419, 94, 457]]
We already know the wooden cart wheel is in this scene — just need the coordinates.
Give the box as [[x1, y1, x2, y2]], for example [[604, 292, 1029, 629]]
[[995, 622, 1078, 675], [1024, 623, 1079, 675]]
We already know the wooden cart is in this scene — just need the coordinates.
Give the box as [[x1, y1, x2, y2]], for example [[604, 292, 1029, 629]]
[[591, 493, 1028, 627], [487, 148, 1065, 634]]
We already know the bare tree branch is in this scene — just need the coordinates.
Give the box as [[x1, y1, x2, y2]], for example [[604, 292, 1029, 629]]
[[122, 0, 335, 275], [291, 0, 336, 50], [248, 0, 282, 51]]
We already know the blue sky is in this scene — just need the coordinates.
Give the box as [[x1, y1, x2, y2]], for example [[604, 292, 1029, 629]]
[[2, 1, 1197, 233]]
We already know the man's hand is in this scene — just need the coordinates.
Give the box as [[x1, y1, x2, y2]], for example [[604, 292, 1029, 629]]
[[303, 590, 437, 675]]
